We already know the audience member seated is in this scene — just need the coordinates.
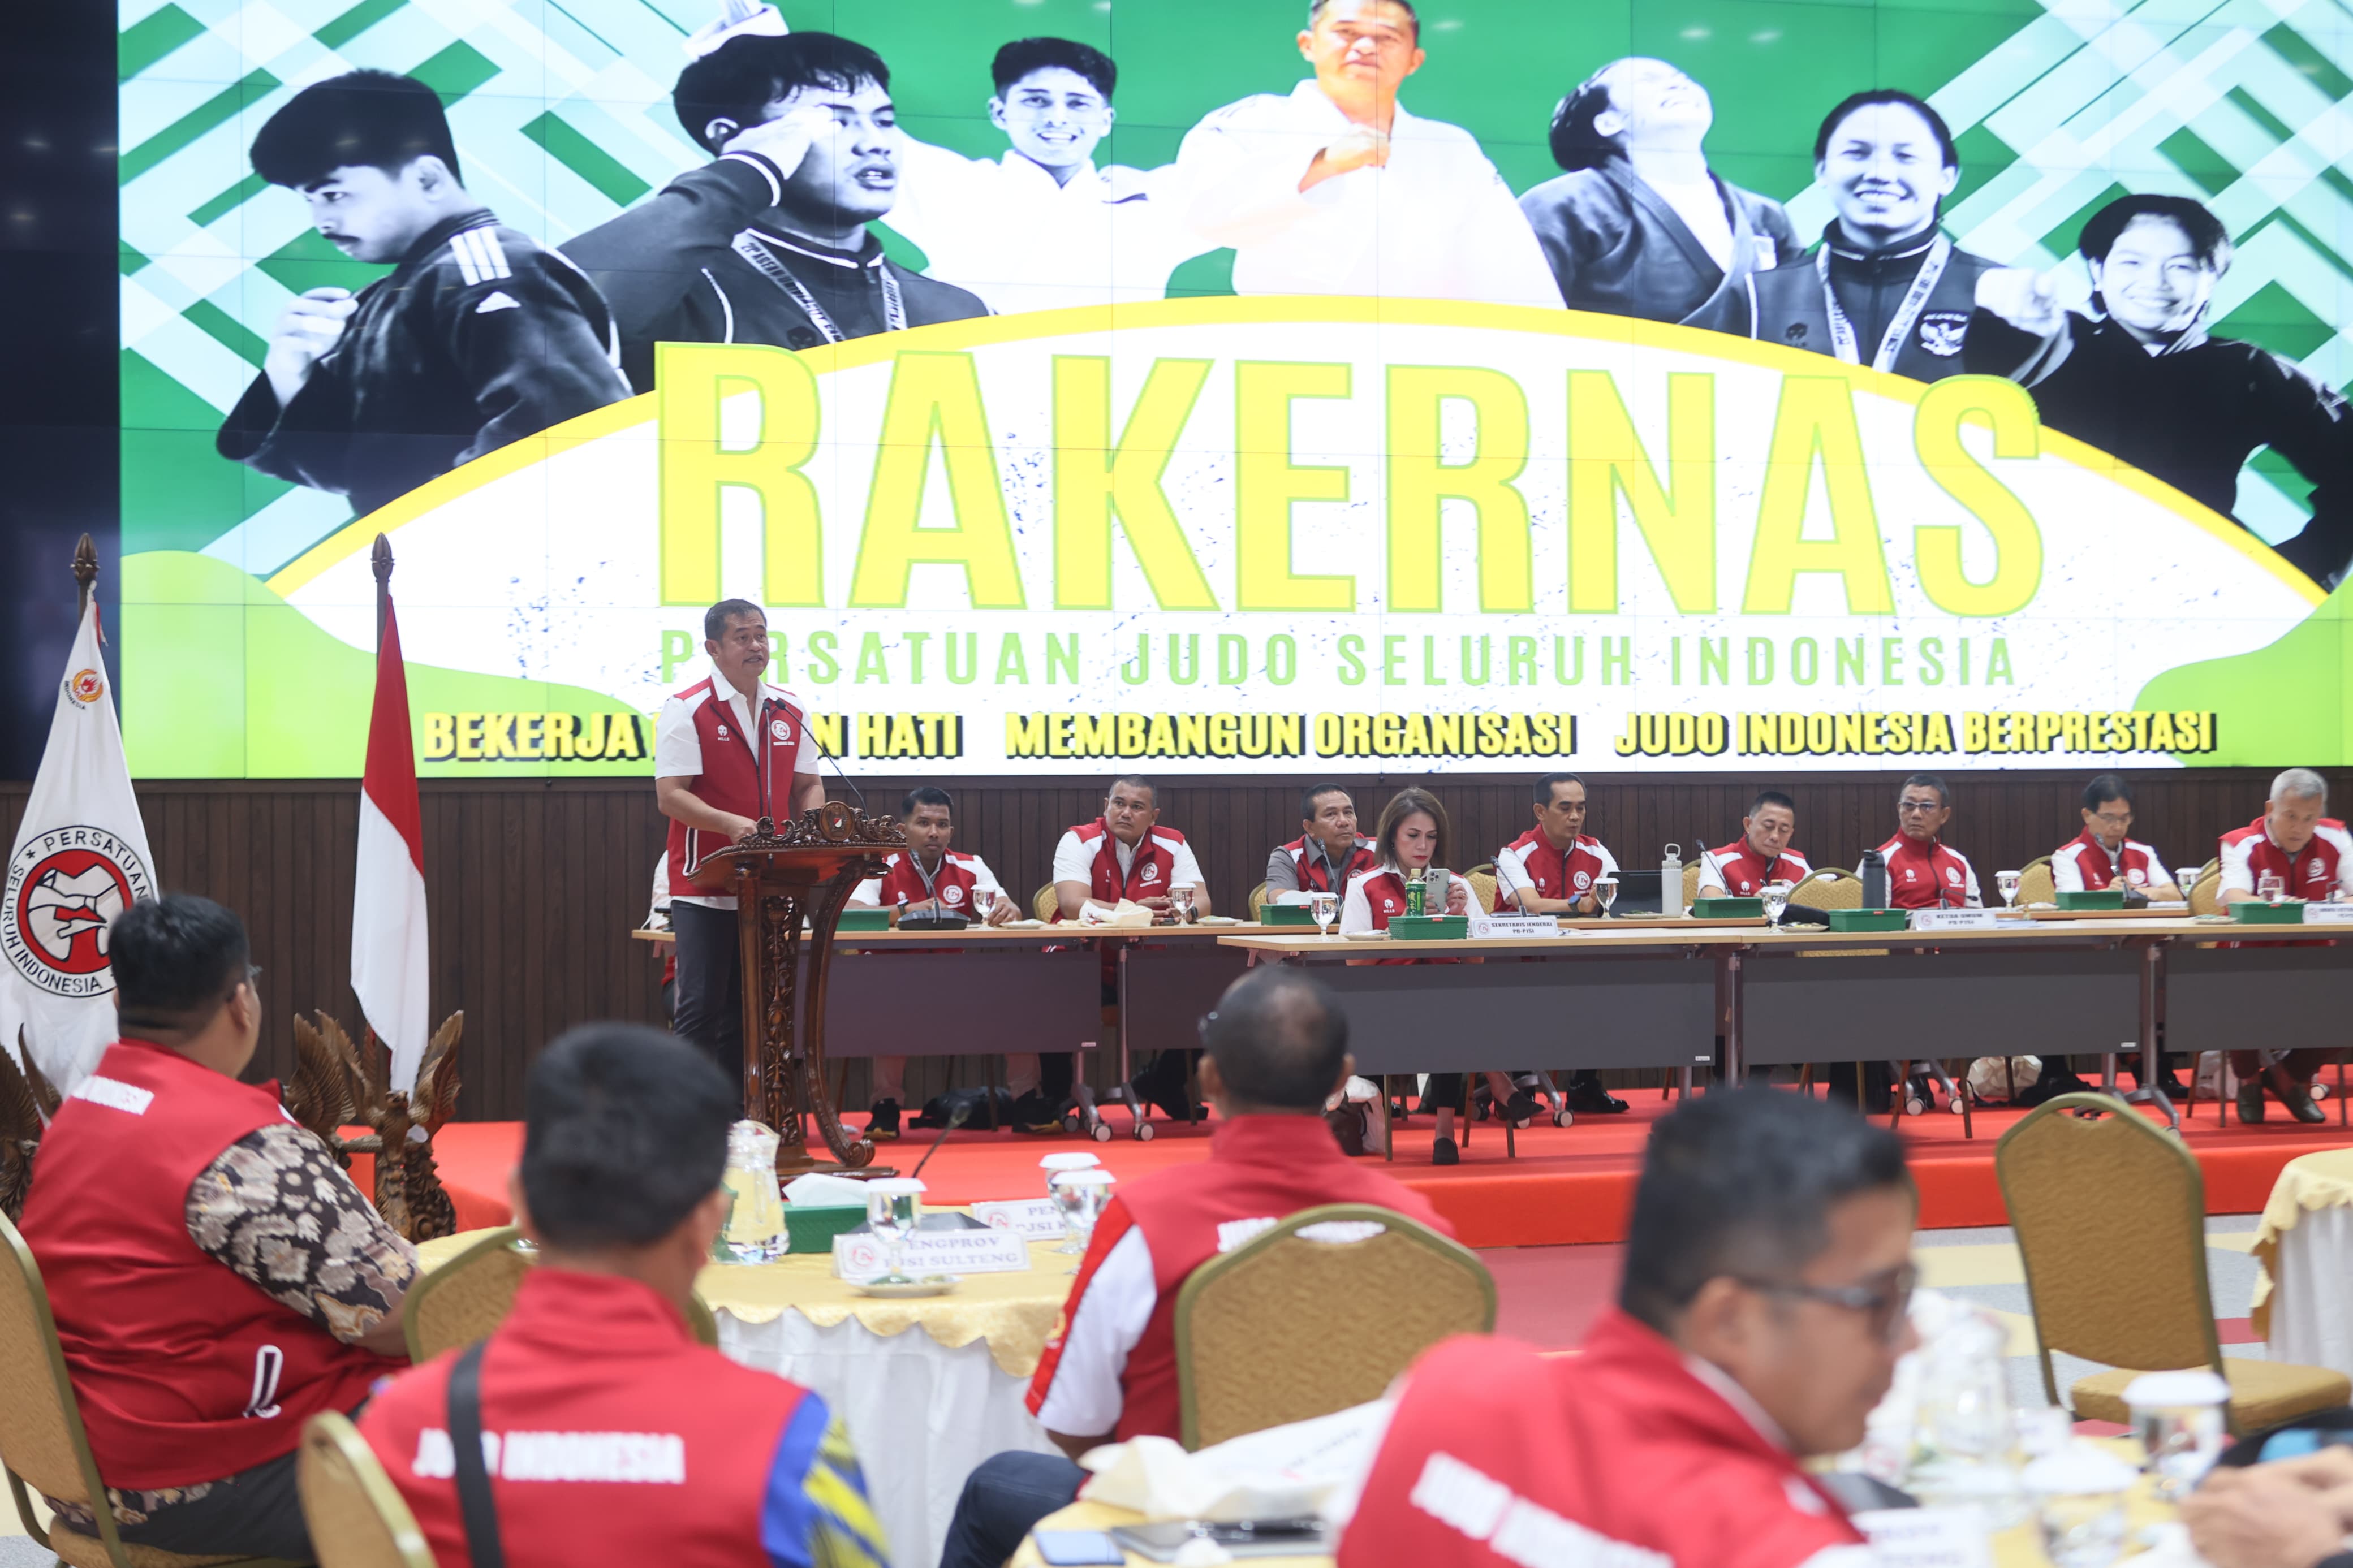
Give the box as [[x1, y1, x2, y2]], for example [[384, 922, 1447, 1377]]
[[1492, 772, 1627, 1117], [2053, 773, 2182, 899], [1339, 1089, 1916, 1568], [362, 1023, 886, 1566], [2217, 767, 2353, 1123], [935, 968, 1451, 1568], [2184, 1445, 2353, 1568], [1055, 775, 1213, 1120], [20, 895, 416, 1561], [1696, 790, 1812, 898], [1265, 782, 1380, 905], [1341, 787, 1509, 1166], [848, 785, 1018, 1138]]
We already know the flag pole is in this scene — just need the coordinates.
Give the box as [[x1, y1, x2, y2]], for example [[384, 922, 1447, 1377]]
[[371, 533, 393, 651], [72, 533, 97, 620]]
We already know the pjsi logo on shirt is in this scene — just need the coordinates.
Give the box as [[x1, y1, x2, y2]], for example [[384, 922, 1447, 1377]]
[[769, 717, 792, 744], [942, 884, 964, 905], [2311, 862, 2330, 883], [1141, 863, 1160, 883], [1947, 867, 1963, 884], [1572, 870, 1591, 890]]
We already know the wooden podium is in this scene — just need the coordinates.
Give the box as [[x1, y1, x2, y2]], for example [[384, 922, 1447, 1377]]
[[687, 801, 906, 1174]]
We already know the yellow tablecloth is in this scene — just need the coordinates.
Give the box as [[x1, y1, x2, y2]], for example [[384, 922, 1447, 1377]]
[[1009, 1441, 2176, 1568], [2250, 1148, 2353, 1340], [416, 1226, 1076, 1377]]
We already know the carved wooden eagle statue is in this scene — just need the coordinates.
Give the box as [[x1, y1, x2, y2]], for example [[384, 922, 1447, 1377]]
[[0, 1031, 62, 1223], [285, 1010, 464, 1242]]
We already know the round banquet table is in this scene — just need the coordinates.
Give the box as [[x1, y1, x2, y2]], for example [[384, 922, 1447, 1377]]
[[417, 1229, 1071, 1568], [2252, 1148, 2353, 1379]]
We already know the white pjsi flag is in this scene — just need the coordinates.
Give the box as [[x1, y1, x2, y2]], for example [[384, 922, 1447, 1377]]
[[2, 599, 157, 1091]]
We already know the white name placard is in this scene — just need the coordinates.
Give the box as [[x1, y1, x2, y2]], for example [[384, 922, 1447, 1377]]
[[831, 1228, 1033, 1282], [1910, 909, 2001, 931], [1467, 913, 1566, 939], [1853, 1508, 1995, 1568], [969, 1199, 1065, 1239], [2306, 902, 2353, 925]]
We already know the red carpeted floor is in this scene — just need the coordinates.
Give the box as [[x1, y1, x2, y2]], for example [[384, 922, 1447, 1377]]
[[394, 1091, 2353, 1251]]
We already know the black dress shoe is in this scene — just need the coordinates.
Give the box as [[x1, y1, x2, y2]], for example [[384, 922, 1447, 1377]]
[[866, 1099, 900, 1139], [1007, 1090, 1063, 1132], [1327, 1105, 1367, 1156], [1432, 1135, 1460, 1166], [2238, 1082, 2266, 1123], [2282, 1082, 2328, 1124], [1502, 1090, 1539, 1127], [1567, 1077, 1629, 1114]]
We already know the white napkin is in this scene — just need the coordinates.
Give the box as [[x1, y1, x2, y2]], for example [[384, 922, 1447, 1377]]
[[1077, 1401, 1391, 1523], [1077, 899, 1154, 927], [783, 1173, 868, 1207]]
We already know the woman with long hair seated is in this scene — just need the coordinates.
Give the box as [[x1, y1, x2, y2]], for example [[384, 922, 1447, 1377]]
[[1340, 787, 1526, 1165]]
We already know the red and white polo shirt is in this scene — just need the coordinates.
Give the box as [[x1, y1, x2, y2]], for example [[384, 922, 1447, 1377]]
[[1493, 828, 1618, 912], [2219, 814, 2353, 901], [2050, 830, 2171, 894]]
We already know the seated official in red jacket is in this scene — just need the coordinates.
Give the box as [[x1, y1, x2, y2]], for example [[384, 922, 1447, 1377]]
[[936, 968, 1452, 1568], [1341, 1088, 1916, 1568], [361, 1022, 886, 1568], [20, 895, 417, 1561]]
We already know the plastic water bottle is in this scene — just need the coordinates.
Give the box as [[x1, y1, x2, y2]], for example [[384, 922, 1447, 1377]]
[[1661, 844, 1683, 917], [1860, 848, 1887, 910]]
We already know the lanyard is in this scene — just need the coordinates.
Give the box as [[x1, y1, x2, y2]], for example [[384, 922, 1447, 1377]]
[[902, 852, 944, 906], [1818, 234, 1950, 372], [731, 231, 907, 343]]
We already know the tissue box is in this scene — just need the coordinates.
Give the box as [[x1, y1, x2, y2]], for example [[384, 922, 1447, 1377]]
[[1828, 909, 1910, 932], [835, 908, 891, 932], [1389, 915, 1469, 940], [2056, 889, 2124, 910], [1262, 904, 1317, 926], [2233, 901, 2307, 925], [785, 1204, 868, 1254], [1690, 897, 1763, 919]]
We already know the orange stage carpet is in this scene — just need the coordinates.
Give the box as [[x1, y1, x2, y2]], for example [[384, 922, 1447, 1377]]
[[384, 1092, 2353, 1250]]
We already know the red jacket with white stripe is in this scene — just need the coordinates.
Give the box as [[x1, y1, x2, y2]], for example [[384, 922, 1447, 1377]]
[[20, 1040, 395, 1486], [1876, 833, 1981, 910], [658, 676, 810, 899], [1055, 819, 1197, 914], [2051, 830, 2169, 893], [1339, 1315, 1865, 1568], [1026, 1116, 1451, 1442], [1699, 840, 1813, 897], [2218, 814, 2353, 901], [1494, 828, 1617, 911], [1274, 834, 1380, 898]]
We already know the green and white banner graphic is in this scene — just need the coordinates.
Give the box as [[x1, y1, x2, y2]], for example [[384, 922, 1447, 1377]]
[[117, 0, 2353, 775]]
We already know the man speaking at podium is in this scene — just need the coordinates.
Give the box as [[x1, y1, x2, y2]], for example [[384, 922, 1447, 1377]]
[[655, 599, 825, 1092]]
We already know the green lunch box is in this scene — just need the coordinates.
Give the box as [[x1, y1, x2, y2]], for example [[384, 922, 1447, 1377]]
[[1827, 909, 1910, 932], [2056, 889, 2124, 910], [1389, 915, 1470, 940], [2231, 901, 2307, 925], [1690, 897, 1763, 919]]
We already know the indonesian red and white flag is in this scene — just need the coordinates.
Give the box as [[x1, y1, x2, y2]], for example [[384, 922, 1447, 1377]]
[[2, 599, 157, 1090], [352, 598, 430, 1092]]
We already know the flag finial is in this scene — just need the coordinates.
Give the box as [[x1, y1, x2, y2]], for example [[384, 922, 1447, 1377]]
[[73, 533, 97, 616], [371, 532, 394, 589]]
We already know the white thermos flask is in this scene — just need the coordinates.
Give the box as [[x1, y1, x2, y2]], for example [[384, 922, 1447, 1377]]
[[1661, 843, 1683, 917]]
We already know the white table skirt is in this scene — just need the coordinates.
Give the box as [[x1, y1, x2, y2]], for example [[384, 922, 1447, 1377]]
[[2265, 1203, 2353, 1378], [719, 1308, 1059, 1568]]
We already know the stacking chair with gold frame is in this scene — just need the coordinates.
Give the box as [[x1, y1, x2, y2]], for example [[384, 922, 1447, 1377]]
[[1031, 883, 1059, 922], [403, 1226, 719, 1363], [2016, 854, 2057, 909], [1245, 880, 1271, 921], [0, 1212, 298, 1568], [2187, 858, 2223, 917], [296, 1413, 432, 1568], [1172, 1204, 1495, 1450], [1997, 1093, 2350, 1431]]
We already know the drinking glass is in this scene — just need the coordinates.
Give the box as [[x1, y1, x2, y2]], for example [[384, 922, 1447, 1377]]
[[1169, 885, 1195, 923], [863, 1178, 926, 1285], [972, 885, 998, 922], [1040, 1152, 1100, 1251], [2127, 1370, 2229, 1500], [1309, 889, 1338, 936], [1996, 870, 2023, 910], [1049, 1169, 1116, 1271], [2023, 1448, 2138, 1568], [1760, 880, 1792, 924], [2260, 871, 2287, 905], [1592, 876, 1618, 917]]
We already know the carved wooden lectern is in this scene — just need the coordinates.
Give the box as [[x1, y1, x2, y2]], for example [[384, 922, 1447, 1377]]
[[688, 802, 906, 1173]]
